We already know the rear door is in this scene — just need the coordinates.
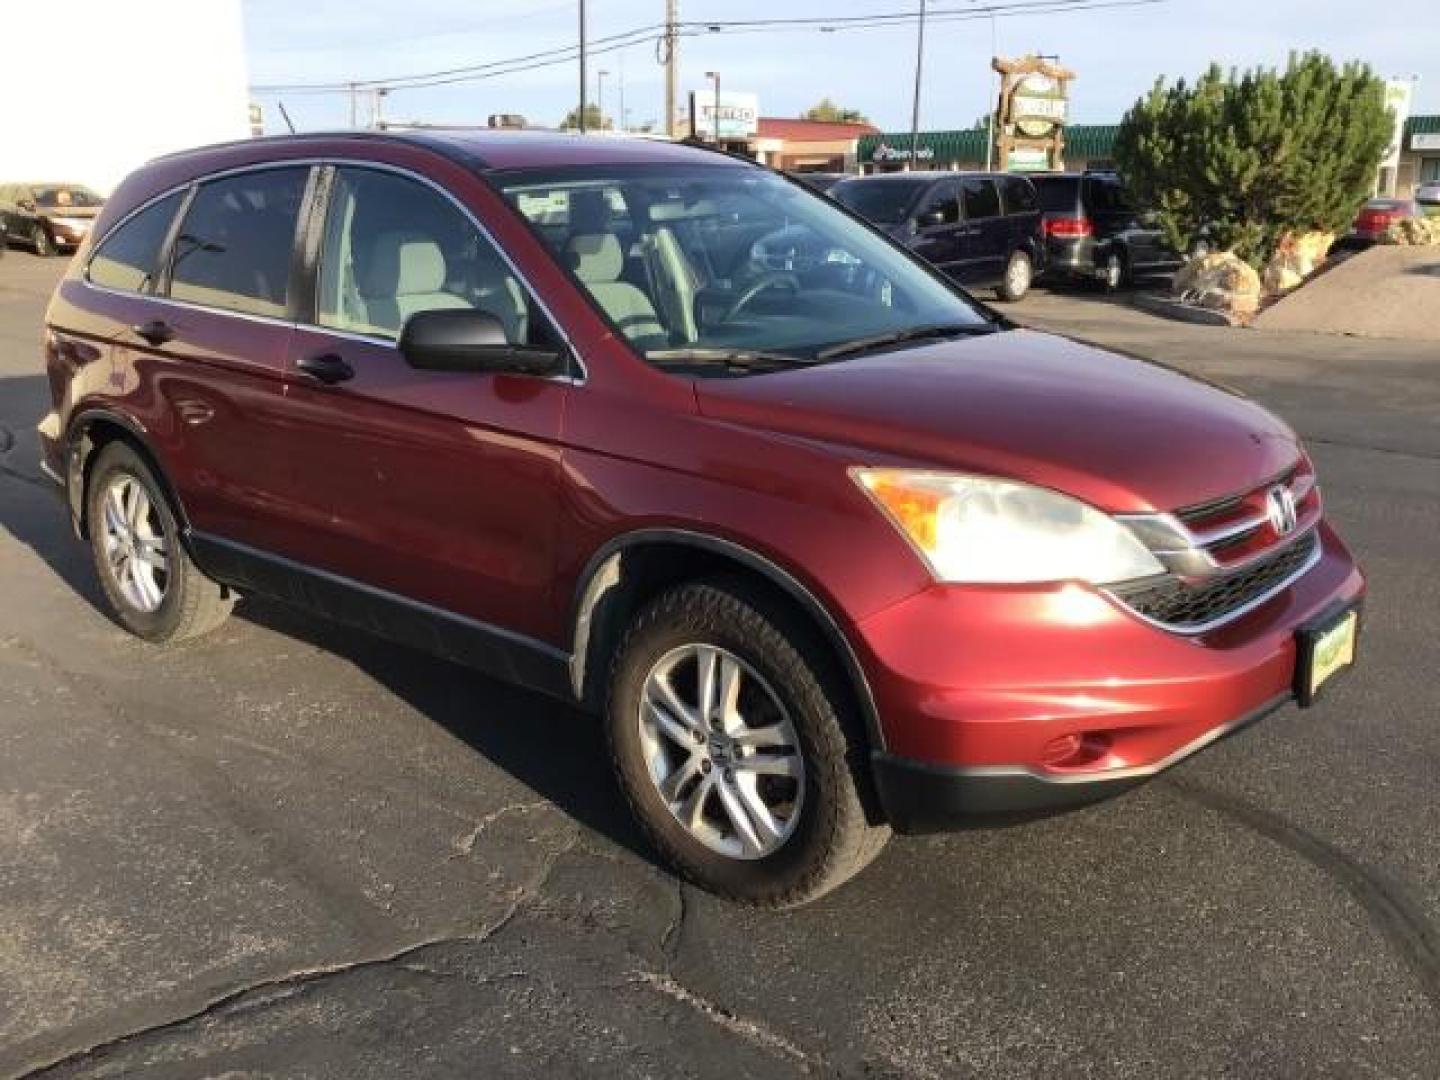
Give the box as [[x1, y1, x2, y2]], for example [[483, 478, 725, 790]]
[[908, 180, 964, 276], [277, 163, 570, 641], [93, 167, 310, 553], [998, 175, 1042, 268], [956, 176, 1007, 284], [1084, 175, 1170, 269]]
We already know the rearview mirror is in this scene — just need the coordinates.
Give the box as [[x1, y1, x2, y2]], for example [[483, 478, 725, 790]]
[[398, 309, 565, 377]]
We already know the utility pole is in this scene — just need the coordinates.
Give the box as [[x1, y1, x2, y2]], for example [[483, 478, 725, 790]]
[[598, 70, 610, 131], [908, 0, 926, 168], [619, 50, 627, 133], [348, 83, 357, 128], [578, 0, 588, 133], [372, 87, 389, 130], [706, 71, 721, 147], [663, 0, 679, 137], [985, 12, 997, 170]]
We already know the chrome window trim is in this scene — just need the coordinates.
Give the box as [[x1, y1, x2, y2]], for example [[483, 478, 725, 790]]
[[81, 154, 587, 386], [1103, 526, 1323, 637]]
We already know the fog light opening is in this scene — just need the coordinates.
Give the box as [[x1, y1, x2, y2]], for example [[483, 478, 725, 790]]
[[1041, 732, 1112, 770]]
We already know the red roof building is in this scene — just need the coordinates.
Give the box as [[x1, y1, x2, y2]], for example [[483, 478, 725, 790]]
[[753, 117, 878, 173]]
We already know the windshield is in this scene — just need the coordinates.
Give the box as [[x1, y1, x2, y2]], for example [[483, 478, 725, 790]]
[[496, 165, 987, 370], [34, 185, 103, 208], [830, 177, 929, 225]]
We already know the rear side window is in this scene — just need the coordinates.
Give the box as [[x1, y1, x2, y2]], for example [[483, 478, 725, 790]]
[[1031, 177, 1079, 213], [918, 180, 961, 226], [88, 192, 183, 293], [960, 177, 1001, 220], [999, 176, 1039, 214], [1085, 177, 1135, 213], [169, 168, 308, 318]]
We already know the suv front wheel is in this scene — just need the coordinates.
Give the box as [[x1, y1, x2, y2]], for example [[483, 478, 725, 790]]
[[606, 578, 889, 907], [85, 441, 234, 643]]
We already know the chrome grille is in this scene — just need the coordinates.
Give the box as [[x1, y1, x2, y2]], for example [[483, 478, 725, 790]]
[[1110, 530, 1319, 632]]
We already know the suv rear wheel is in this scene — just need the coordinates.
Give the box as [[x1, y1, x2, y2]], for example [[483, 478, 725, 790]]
[[997, 250, 1033, 302], [606, 578, 889, 907], [32, 224, 53, 257], [86, 442, 233, 643], [1100, 250, 1127, 291]]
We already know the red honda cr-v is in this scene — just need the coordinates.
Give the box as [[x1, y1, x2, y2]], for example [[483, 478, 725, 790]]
[[38, 132, 1363, 906]]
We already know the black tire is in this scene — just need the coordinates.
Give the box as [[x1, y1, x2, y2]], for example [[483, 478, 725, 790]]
[[85, 441, 233, 643], [995, 250, 1033, 302], [32, 224, 54, 257], [606, 578, 889, 907]]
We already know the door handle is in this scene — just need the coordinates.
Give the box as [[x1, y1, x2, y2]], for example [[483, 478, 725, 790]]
[[131, 319, 175, 347], [297, 352, 355, 385]]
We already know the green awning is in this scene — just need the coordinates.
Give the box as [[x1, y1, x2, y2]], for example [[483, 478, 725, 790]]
[[1405, 114, 1440, 136], [859, 124, 1119, 165]]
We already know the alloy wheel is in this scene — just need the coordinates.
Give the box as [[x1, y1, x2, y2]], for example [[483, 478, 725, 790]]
[[638, 644, 805, 860], [99, 474, 170, 613], [33, 227, 50, 256], [1102, 253, 1123, 290], [1006, 254, 1032, 297]]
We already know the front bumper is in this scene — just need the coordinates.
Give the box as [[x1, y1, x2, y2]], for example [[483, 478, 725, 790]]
[[857, 521, 1364, 832]]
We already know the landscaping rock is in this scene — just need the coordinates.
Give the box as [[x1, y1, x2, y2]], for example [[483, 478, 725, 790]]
[[1172, 252, 1262, 317], [1262, 230, 1335, 293]]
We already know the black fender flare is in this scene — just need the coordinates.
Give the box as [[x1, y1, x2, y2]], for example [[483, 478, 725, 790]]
[[567, 527, 887, 754]]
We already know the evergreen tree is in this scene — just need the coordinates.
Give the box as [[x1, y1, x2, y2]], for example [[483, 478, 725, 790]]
[[803, 98, 869, 124], [558, 104, 612, 131], [1114, 52, 1392, 263]]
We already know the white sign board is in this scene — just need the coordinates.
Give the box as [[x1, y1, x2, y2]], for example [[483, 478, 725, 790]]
[[1381, 79, 1414, 172], [1412, 132, 1440, 152], [688, 91, 759, 140]]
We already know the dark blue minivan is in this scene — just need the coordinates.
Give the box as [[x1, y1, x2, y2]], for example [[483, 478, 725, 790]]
[[831, 171, 1045, 301]]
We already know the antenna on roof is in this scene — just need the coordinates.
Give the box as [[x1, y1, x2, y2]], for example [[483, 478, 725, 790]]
[[278, 101, 297, 134]]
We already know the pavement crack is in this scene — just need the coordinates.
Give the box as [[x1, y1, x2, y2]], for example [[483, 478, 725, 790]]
[[17, 829, 583, 1078], [1299, 436, 1440, 464], [1164, 777, 1440, 1015], [661, 881, 688, 961], [630, 970, 830, 1073], [450, 799, 553, 857]]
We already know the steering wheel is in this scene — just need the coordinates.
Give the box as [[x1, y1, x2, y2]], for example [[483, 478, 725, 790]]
[[721, 272, 800, 323]]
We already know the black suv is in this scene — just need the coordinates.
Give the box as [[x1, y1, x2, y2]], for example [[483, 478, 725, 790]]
[[1029, 171, 1183, 290], [831, 172, 1044, 301]]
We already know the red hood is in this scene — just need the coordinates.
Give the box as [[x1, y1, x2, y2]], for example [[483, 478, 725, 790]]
[[694, 329, 1300, 513]]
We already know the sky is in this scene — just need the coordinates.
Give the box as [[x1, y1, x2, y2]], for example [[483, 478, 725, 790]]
[[243, 0, 1438, 135]]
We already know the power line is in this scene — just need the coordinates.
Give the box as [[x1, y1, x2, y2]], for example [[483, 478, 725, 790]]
[[249, 0, 1167, 97]]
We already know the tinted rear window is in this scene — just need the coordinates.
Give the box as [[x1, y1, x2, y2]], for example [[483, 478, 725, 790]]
[[169, 168, 308, 318], [832, 178, 929, 225], [88, 192, 182, 293], [960, 177, 1001, 220], [999, 175, 1039, 214], [1030, 177, 1080, 213]]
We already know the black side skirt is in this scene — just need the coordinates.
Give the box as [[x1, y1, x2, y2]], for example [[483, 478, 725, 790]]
[[190, 533, 574, 702]]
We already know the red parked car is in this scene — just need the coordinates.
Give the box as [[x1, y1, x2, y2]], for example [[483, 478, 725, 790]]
[[38, 132, 1364, 906]]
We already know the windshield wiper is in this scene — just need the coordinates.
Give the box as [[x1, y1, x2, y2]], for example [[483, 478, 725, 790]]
[[645, 347, 814, 372], [814, 321, 1003, 361]]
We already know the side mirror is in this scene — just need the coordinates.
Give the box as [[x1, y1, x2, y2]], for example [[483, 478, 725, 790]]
[[398, 309, 565, 377]]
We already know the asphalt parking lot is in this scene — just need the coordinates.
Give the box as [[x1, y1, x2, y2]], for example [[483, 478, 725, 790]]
[[2, 252, 1438, 1078]]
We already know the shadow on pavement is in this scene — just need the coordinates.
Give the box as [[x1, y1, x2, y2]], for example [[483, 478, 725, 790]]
[[0, 369, 654, 870]]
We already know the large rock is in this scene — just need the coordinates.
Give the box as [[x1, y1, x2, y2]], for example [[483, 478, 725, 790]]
[[1172, 252, 1262, 315], [1262, 230, 1335, 293]]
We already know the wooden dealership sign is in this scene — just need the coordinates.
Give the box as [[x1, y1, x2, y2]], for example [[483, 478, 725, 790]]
[[992, 54, 1075, 172]]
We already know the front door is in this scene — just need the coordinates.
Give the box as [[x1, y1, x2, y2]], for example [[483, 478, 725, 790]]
[[278, 165, 571, 644], [908, 179, 964, 277]]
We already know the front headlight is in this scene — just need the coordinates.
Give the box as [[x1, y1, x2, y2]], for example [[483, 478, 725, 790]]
[[853, 468, 1164, 585]]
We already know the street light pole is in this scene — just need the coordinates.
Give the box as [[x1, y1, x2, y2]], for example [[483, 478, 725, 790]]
[[578, 0, 588, 133], [597, 70, 610, 131], [908, 0, 927, 169], [706, 70, 721, 147]]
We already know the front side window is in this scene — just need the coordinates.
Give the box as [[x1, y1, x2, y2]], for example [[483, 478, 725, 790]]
[[497, 164, 989, 369], [169, 168, 307, 318], [961, 178, 1001, 220], [88, 192, 183, 293], [318, 167, 537, 343]]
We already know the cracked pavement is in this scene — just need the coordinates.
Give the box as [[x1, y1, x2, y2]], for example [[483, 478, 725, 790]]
[[2, 257, 1439, 1077]]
